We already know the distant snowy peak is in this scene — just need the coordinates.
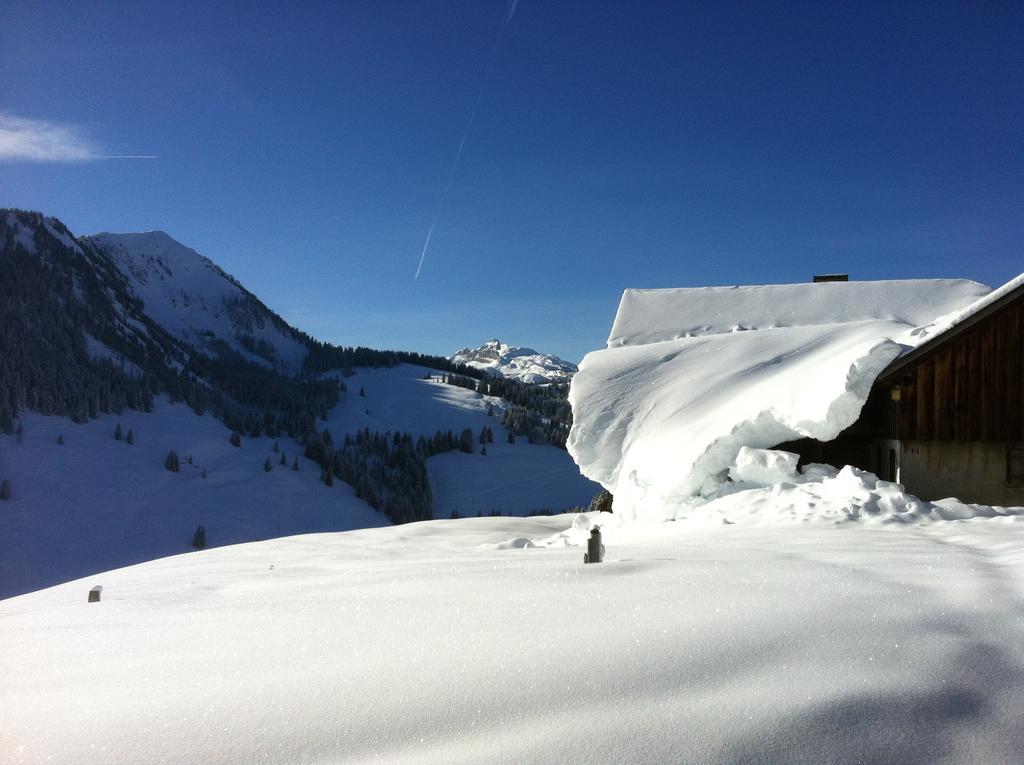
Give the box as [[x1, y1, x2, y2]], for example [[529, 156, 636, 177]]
[[451, 339, 577, 384], [85, 231, 308, 372]]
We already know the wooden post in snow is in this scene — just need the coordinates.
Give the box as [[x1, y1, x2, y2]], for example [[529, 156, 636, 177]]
[[584, 526, 603, 564]]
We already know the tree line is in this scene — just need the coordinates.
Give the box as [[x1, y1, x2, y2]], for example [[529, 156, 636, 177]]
[[443, 373, 573, 449]]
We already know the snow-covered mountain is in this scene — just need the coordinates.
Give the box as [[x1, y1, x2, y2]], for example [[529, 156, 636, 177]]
[[451, 339, 577, 384], [0, 210, 598, 597], [85, 231, 309, 372]]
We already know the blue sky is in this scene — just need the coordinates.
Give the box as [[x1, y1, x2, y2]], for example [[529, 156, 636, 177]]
[[2, 1, 1021, 362]]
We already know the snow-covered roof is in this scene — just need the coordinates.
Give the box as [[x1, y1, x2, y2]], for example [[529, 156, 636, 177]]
[[883, 271, 1024, 374], [568, 278, 992, 522], [607, 279, 989, 346]]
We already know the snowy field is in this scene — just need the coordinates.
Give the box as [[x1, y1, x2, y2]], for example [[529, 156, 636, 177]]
[[322, 364, 599, 516], [3, 512, 1024, 764], [0, 399, 387, 599]]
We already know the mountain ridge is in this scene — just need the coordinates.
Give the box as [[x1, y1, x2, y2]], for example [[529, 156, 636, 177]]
[[451, 339, 577, 384], [84, 230, 310, 373]]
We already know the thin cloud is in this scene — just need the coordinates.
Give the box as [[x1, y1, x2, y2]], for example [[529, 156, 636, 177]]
[[0, 112, 156, 162], [504, 0, 519, 24]]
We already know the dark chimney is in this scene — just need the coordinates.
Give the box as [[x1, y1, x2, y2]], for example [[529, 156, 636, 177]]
[[813, 274, 849, 283]]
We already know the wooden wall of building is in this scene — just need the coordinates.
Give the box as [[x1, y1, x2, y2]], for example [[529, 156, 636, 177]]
[[881, 291, 1024, 443]]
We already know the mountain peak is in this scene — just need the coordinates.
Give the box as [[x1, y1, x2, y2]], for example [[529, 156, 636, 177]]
[[83, 230, 308, 372], [451, 340, 577, 384]]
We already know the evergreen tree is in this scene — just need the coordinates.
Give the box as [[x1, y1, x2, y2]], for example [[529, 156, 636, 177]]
[[57, 434, 64, 445], [0, 479, 10, 500], [192, 525, 206, 550], [114, 423, 123, 440], [292, 456, 299, 471], [126, 429, 134, 445], [458, 428, 474, 453], [264, 457, 272, 472], [273, 440, 279, 452], [358, 386, 366, 397], [481, 444, 487, 456], [230, 431, 241, 447], [588, 489, 614, 513], [165, 449, 181, 472], [507, 429, 515, 444], [280, 452, 287, 466]]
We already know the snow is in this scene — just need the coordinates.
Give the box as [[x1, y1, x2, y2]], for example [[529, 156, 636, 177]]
[[4, 211, 38, 253], [568, 279, 992, 521], [0, 397, 387, 599], [3, 511, 1024, 764], [42, 218, 80, 252], [0, 364, 597, 598], [911, 271, 1024, 346], [86, 231, 309, 372], [322, 363, 599, 516], [728, 445, 799, 485], [677, 455, 1024, 529], [451, 339, 577, 384], [82, 332, 143, 377], [605, 279, 990, 348]]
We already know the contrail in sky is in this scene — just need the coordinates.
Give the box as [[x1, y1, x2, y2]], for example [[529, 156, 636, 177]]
[[414, 0, 519, 280]]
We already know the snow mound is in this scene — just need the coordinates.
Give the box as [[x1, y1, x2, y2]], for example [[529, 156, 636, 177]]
[[451, 339, 577, 384], [568, 279, 991, 521], [692, 461, 1024, 528], [728, 446, 799, 485], [531, 452, 1024, 546]]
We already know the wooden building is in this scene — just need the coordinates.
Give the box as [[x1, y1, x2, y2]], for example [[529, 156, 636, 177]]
[[784, 274, 1024, 505]]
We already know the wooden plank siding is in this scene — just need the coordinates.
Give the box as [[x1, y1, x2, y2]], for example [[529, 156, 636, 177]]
[[882, 291, 1024, 443]]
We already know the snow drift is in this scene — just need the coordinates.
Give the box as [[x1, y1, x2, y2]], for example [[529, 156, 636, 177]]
[[567, 279, 992, 521], [5, 514, 1024, 764]]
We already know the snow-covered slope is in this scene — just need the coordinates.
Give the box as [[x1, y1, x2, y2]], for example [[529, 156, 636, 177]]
[[4, 510, 1024, 764], [321, 363, 599, 516], [85, 231, 309, 371], [451, 339, 577, 384], [0, 363, 596, 599], [569, 279, 991, 521], [0, 398, 387, 599], [2, 212, 601, 599]]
